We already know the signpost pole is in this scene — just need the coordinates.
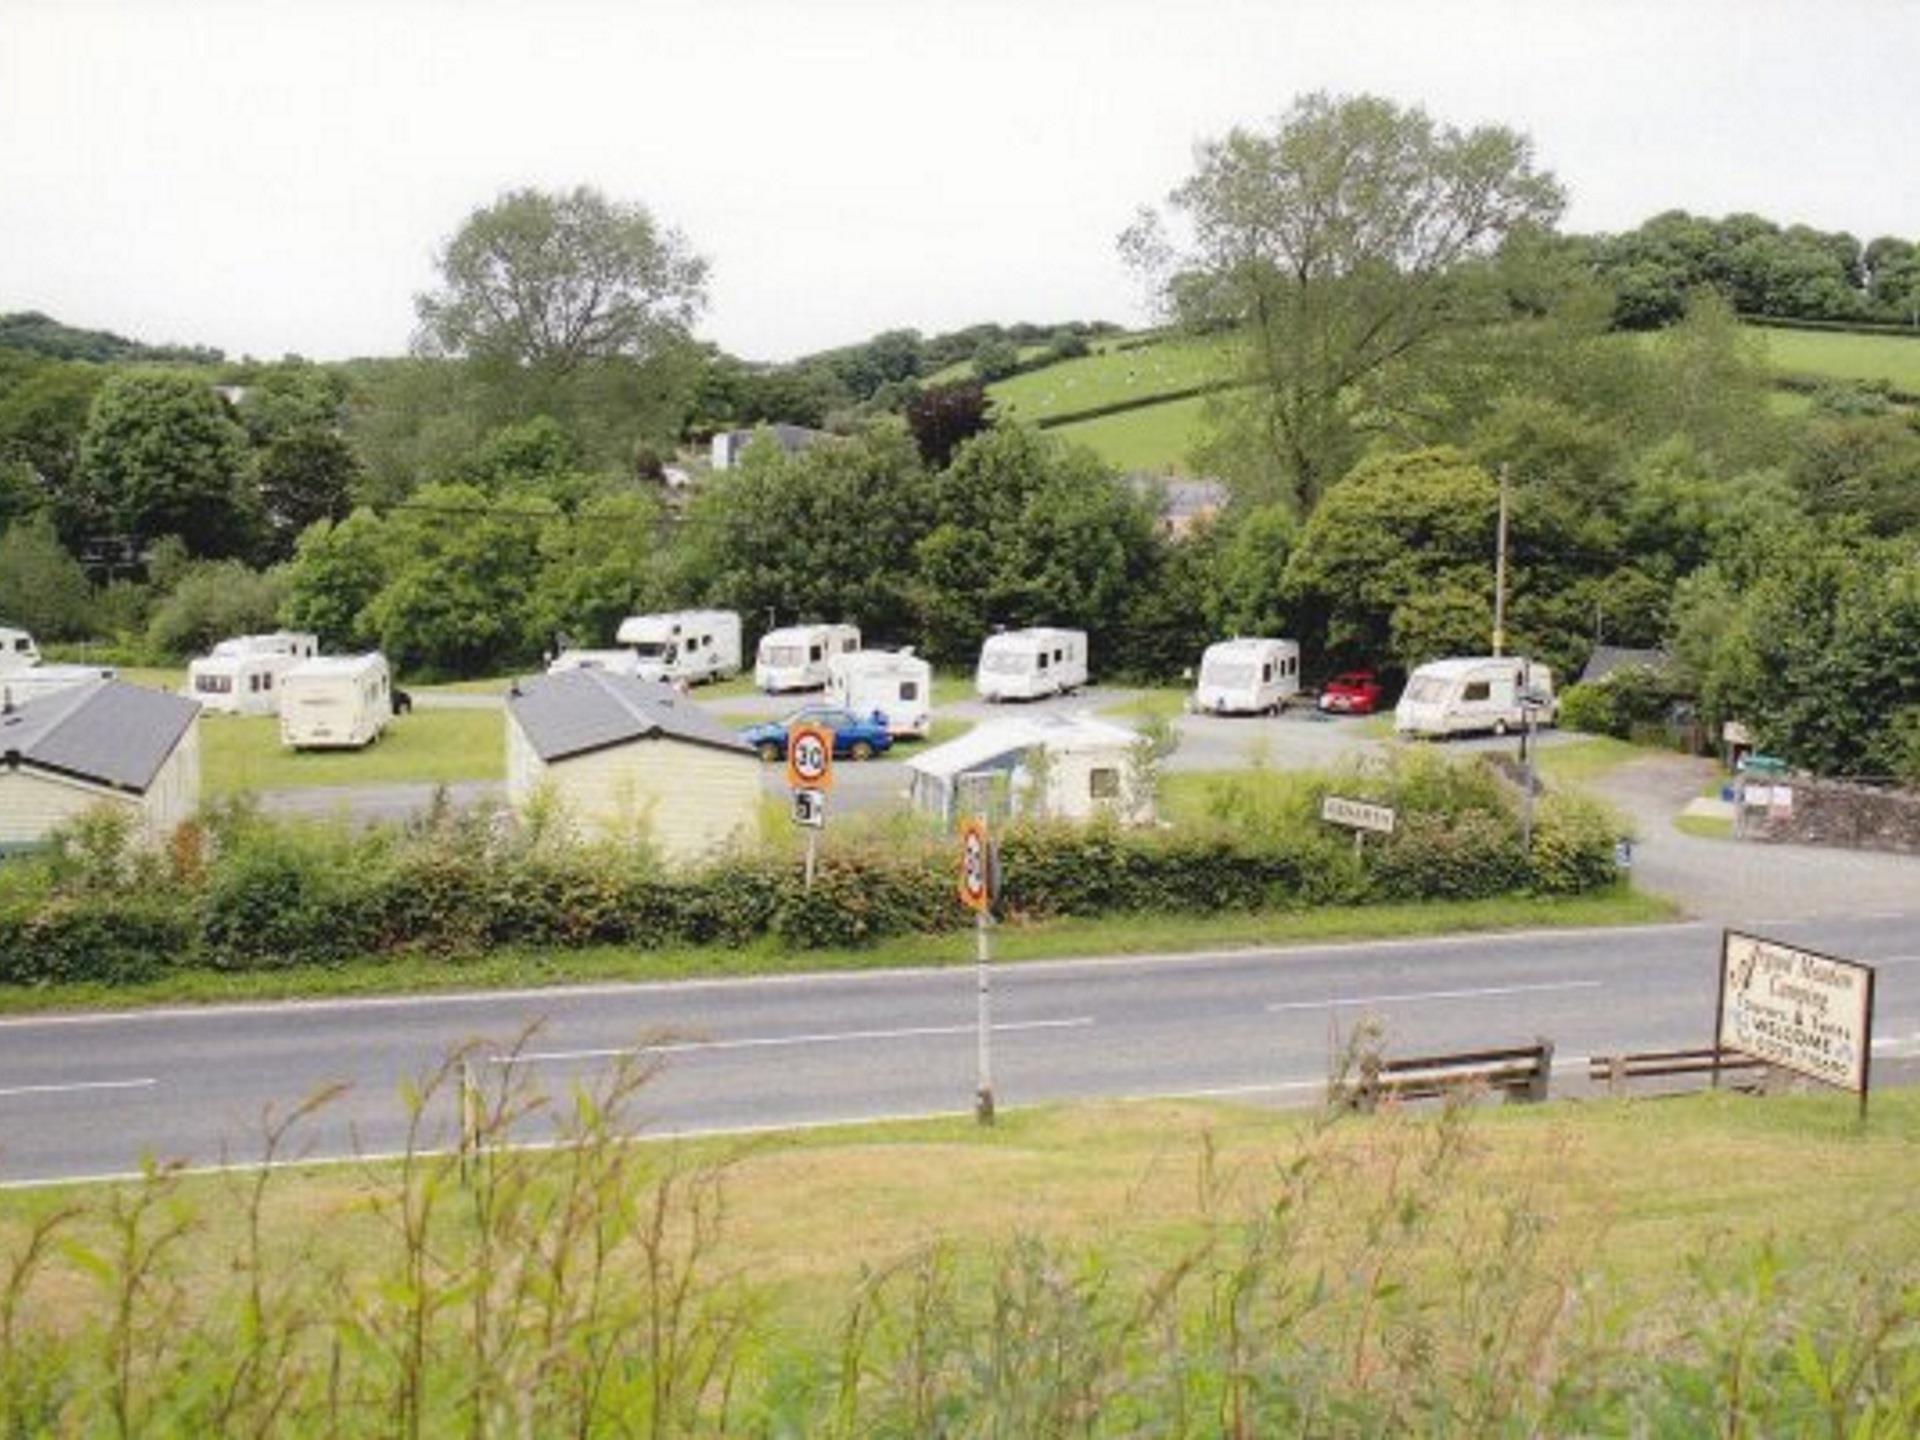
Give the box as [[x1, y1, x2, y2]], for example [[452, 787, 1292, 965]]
[[1860, 967, 1875, 1123], [804, 828, 818, 892], [975, 904, 994, 1125]]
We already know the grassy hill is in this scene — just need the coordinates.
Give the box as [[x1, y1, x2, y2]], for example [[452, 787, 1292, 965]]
[[1756, 324, 1920, 395]]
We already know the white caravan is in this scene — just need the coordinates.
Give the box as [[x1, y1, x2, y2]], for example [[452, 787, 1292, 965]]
[[1395, 656, 1558, 739], [0, 624, 116, 703], [825, 647, 933, 737], [186, 631, 318, 716], [547, 647, 641, 677], [974, 628, 1088, 702], [613, 610, 742, 686], [1193, 637, 1301, 715], [906, 714, 1152, 824], [279, 654, 393, 749], [755, 623, 861, 692]]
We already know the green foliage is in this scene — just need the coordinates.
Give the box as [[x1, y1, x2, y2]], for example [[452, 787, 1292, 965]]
[[143, 560, 289, 659], [903, 380, 992, 469], [970, 337, 1023, 382], [78, 370, 254, 557], [1528, 792, 1628, 894], [1206, 502, 1296, 637], [0, 513, 94, 640], [1559, 667, 1683, 740], [0, 358, 105, 541], [0, 309, 222, 364], [280, 507, 393, 651]]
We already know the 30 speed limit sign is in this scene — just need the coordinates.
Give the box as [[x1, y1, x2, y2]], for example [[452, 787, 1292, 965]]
[[785, 724, 834, 792], [957, 817, 993, 913]]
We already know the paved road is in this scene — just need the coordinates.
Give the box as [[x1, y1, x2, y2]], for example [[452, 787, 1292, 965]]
[[4, 911, 1916, 1186]]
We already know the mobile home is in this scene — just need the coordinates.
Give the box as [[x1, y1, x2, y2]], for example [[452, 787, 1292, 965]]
[[905, 714, 1151, 824], [547, 647, 642, 677], [974, 628, 1088, 702], [0, 626, 42, 671], [613, 610, 742, 686], [1193, 637, 1300, 715], [186, 631, 318, 716], [754, 623, 861, 692], [1394, 657, 1557, 739], [825, 647, 933, 737], [279, 654, 393, 749], [0, 679, 200, 850]]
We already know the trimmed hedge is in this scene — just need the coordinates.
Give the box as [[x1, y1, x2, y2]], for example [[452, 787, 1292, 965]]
[[0, 769, 1626, 987]]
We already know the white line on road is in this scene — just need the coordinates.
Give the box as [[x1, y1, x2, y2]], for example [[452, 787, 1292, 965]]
[[1265, 980, 1603, 1013], [0, 1077, 157, 1100], [504, 1016, 1096, 1065]]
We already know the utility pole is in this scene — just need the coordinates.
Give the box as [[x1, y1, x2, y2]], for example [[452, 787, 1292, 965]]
[[1493, 463, 1510, 657]]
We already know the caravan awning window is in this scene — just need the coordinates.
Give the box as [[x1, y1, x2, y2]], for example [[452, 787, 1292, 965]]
[[762, 645, 803, 667]]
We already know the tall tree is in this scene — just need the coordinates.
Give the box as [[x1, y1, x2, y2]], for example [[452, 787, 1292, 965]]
[[1125, 93, 1564, 508], [77, 372, 254, 558], [414, 186, 707, 379]]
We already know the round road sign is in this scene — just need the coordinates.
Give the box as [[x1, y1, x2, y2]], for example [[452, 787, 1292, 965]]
[[786, 724, 834, 791]]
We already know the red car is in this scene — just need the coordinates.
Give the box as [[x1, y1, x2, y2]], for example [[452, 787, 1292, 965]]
[[1317, 669, 1384, 715]]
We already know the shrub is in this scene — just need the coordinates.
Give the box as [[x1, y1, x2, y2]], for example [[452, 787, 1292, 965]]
[[0, 895, 195, 985], [1372, 811, 1529, 901], [1529, 793, 1628, 895]]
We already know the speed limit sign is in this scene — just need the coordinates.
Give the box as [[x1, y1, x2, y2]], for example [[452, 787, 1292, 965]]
[[785, 724, 834, 792], [958, 817, 992, 913]]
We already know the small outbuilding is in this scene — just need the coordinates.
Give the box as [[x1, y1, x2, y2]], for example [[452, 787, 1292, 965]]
[[905, 713, 1153, 826], [506, 669, 761, 861], [0, 679, 201, 850]]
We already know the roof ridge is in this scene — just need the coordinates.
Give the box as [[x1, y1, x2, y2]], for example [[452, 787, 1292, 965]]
[[587, 667, 666, 739]]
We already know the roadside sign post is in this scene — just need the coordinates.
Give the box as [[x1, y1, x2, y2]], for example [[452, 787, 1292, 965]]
[[1714, 930, 1876, 1120], [786, 724, 834, 891], [958, 813, 996, 1125], [1320, 795, 1396, 859]]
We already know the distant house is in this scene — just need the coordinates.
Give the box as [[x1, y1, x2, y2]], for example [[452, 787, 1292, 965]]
[[709, 424, 830, 471], [0, 679, 201, 850], [505, 669, 760, 862], [1128, 475, 1229, 538], [1578, 646, 1674, 686]]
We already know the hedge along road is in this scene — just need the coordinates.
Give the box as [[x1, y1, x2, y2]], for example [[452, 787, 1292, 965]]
[[2, 910, 1918, 1186]]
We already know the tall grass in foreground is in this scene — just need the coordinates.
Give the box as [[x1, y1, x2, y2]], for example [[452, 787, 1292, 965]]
[[3, 1046, 1917, 1435]]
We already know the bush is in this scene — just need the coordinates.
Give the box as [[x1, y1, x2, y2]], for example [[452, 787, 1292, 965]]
[[1559, 667, 1684, 740], [1529, 793, 1628, 894], [0, 895, 195, 985], [1372, 811, 1530, 901]]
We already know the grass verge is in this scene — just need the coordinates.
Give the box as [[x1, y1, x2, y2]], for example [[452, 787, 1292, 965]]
[[201, 708, 505, 794], [0, 886, 1674, 1015], [1674, 813, 1735, 839]]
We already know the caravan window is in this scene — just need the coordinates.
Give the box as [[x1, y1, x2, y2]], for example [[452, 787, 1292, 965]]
[[1463, 680, 1491, 702], [1405, 675, 1447, 703], [1089, 768, 1120, 799], [899, 680, 919, 701], [809, 644, 823, 663], [195, 674, 232, 694], [1261, 663, 1273, 683], [1036, 652, 1050, 671], [11, 637, 29, 653], [1053, 648, 1064, 662]]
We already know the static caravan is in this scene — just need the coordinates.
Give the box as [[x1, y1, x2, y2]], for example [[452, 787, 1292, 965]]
[[755, 623, 861, 692], [279, 654, 393, 750], [613, 610, 742, 686], [825, 648, 933, 737], [0, 625, 115, 705], [975, 628, 1088, 702], [0, 679, 200, 850], [1395, 657, 1557, 739], [0, 626, 43, 672], [1193, 637, 1300, 715], [906, 714, 1151, 825], [187, 631, 318, 716]]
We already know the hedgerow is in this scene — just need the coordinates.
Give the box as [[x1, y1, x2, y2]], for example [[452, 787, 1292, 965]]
[[0, 756, 1626, 987]]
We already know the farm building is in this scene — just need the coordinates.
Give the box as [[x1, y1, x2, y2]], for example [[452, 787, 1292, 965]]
[[0, 679, 201, 850], [505, 669, 761, 861], [905, 713, 1153, 826]]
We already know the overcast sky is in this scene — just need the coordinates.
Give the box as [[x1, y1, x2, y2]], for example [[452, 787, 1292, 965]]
[[3, 1, 1915, 363]]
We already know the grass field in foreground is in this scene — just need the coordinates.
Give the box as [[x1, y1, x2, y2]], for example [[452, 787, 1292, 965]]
[[0, 887, 1674, 1014], [200, 708, 505, 794]]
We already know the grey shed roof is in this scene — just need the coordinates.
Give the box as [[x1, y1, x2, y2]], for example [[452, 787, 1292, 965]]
[[1579, 646, 1673, 685], [0, 679, 200, 793], [507, 669, 754, 764]]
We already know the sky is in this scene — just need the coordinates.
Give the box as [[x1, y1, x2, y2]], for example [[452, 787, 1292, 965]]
[[2, 0, 1916, 364]]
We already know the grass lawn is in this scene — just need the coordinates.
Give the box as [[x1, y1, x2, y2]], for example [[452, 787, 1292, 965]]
[[1674, 813, 1735, 839], [411, 675, 515, 696], [1758, 324, 1920, 392], [1531, 734, 1655, 786], [0, 886, 1673, 1015], [1048, 392, 1211, 473], [200, 709, 505, 795], [1097, 687, 1187, 724]]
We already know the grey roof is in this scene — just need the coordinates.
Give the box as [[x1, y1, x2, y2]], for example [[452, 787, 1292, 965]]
[[0, 679, 200, 793], [1579, 646, 1673, 685], [507, 669, 754, 764]]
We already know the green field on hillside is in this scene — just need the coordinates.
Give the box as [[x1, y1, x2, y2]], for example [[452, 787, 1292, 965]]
[[988, 336, 1230, 422], [1050, 391, 1211, 473], [1754, 324, 1920, 392]]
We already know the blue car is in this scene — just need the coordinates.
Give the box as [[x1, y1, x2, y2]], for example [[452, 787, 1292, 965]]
[[740, 706, 895, 763]]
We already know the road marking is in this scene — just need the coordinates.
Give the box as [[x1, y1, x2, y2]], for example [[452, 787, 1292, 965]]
[[0, 1077, 157, 1100], [1265, 980, 1603, 1013], [503, 1016, 1096, 1065], [0, 922, 1714, 1031]]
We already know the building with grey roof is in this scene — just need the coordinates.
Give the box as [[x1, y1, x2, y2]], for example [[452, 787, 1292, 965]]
[[0, 679, 201, 850], [505, 670, 760, 861], [1578, 646, 1674, 686]]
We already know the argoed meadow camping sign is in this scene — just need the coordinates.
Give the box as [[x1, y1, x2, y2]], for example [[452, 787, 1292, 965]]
[[1716, 930, 1874, 1103]]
